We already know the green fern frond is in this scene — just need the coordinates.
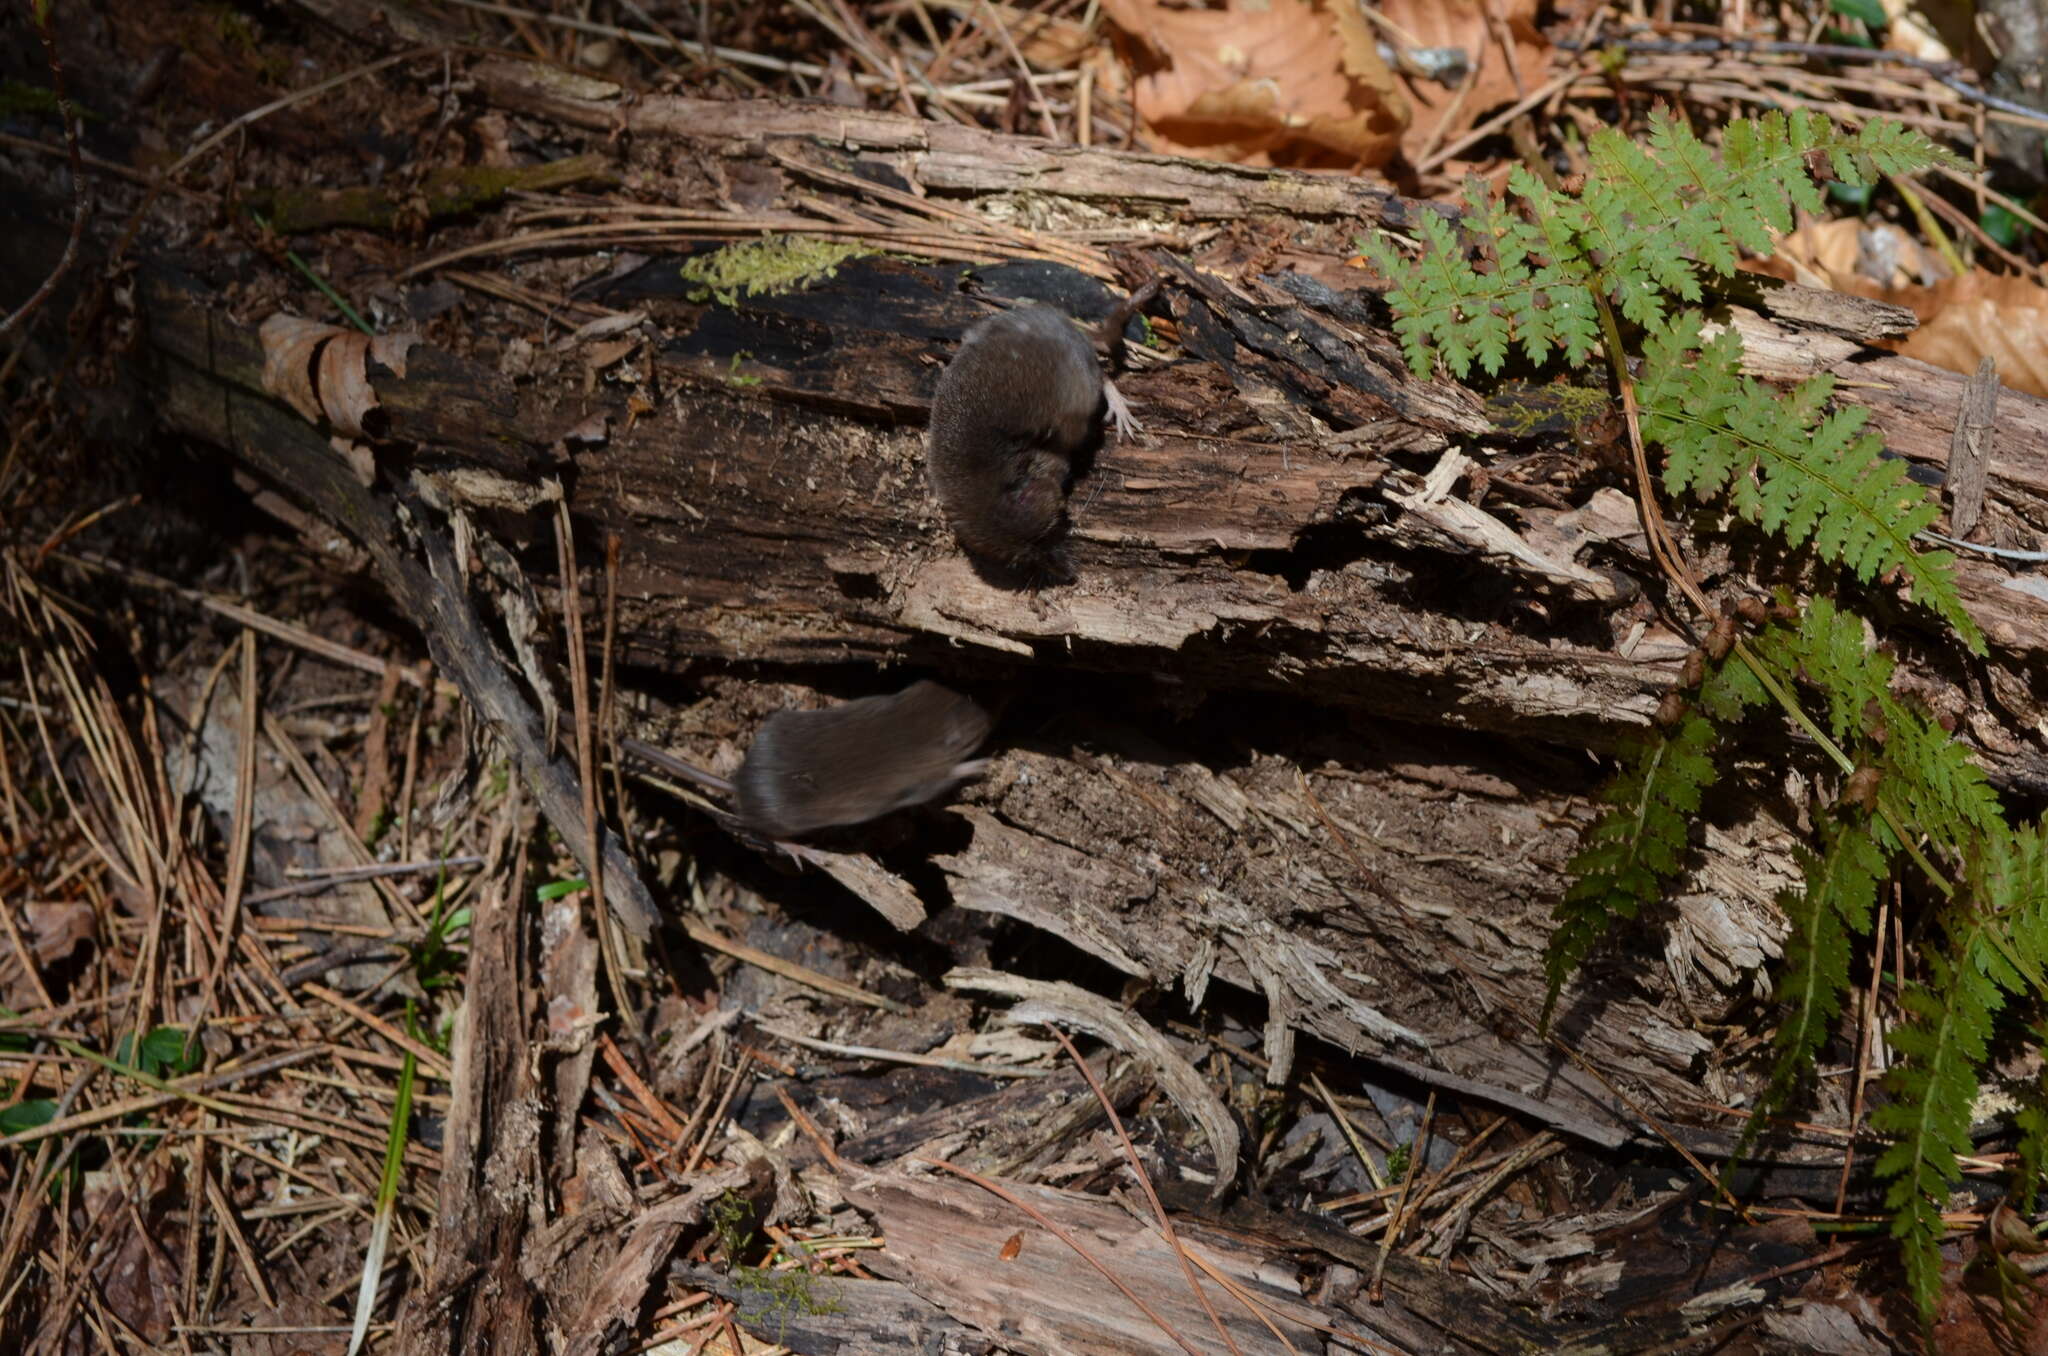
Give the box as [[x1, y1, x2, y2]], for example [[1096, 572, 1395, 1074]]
[[1873, 944, 2000, 1321], [1584, 110, 1958, 324], [1869, 821, 2048, 1324], [1733, 820, 1885, 1177], [1873, 713, 2007, 862], [1747, 598, 2000, 858], [2014, 1021, 2048, 1214], [1971, 818, 2048, 1002], [1756, 826, 1880, 1112], [1368, 183, 1603, 377], [1544, 715, 1720, 1022], [1369, 105, 2004, 1325], [1547, 652, 1774, 1026], [1694, 640, 1770, 721], [1367, 108, 1958, 379], [1638, 318, 1983, 652], [1745, 596, 1890, 744]]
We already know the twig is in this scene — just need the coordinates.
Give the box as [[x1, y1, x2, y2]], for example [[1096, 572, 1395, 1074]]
[[555, 497, 637, 1039], [244, 855, 486, 904], [194, 632, 261, 1036], [599, 533, 630, 852], [56, 552, 455, 697], [1172, 1243, 1410, 1356], [753, 1021, 1048, 1077], [1835, 892, 1891, 1216], [681, 919, 906, 1013], [396, 681, 426, 866], [1419, 1133, 1565, 1261], [770, 1083, 847, 1172], [679, 1049, 753, 1175], [1918, 530, 2048, 562], [1309, 1071, 1391, 1191], [976, 0, 1059, 141], [448, 0, 1053, 109], [599, 1033, 689, 1141], [1395, 1116, 1509, 1252], [299, 983, 453, 1081], [1563, 35, 2048, 127]]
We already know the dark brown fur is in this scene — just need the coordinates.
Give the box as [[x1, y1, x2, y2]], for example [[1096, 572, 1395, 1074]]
[[926, 304, 1108, 580], [732, 681, 992, 839]]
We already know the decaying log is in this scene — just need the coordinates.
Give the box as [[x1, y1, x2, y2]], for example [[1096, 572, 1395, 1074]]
[[11, 40, 2048, 1181]]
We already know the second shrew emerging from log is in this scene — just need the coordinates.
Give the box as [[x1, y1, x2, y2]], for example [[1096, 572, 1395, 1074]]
[[621, 681, 992, 840]]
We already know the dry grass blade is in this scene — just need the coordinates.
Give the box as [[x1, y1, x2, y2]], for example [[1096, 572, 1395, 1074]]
[[554, 496, 637, 1037], [1308, 1071, 1390, 1192], [58, 551, 453, 697], [1168, 1244, 1412, 1356], [347, 1048, 417, 1355], [194, 631, 259, 1032]]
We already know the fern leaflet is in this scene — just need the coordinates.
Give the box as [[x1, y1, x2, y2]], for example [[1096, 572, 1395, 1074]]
[[1873, 946, 1994, 1322], [1543, 653, 1768, 1022], [1372, 104, 2014, 1326], [2017, 1058, 2048, 1217], [1638, 320, 1982, 653], [1543, 716, 1717, 1022], [1758, 822, 1884, 1117], [1748, 598, 2000, 859], [1872, 822, 2048, 1321]]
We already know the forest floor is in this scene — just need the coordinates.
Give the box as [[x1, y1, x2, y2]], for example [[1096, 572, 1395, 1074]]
[[3, 1, 2046, 1353]]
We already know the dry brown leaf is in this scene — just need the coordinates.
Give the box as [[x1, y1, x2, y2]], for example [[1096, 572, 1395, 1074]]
[[1883, 0, 1960, 64], [1757, 223, 2048, 396], [1759, 218, 1943, 295], [85, 1174, 183, 1346], [24, 901, 94, 964], [257, 313, 419, 437], [0, 902, 96, 1008], [926, 0, 1100, 70], [1376, 0, 1547, 156], [1101, 0, 1410, 168], [1894, 272, 2048, 399]]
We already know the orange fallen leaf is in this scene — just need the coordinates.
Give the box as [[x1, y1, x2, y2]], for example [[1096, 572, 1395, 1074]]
[[1753, 217, 1942, 295], [1101, 0, 1410, 168], [1750, 223, 2048, 397]]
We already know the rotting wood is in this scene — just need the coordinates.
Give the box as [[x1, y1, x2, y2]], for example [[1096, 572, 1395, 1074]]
[[397, 792, 543, 1356], [671, 1263, 997, 1356], [844, 1167, 1329, 1356]]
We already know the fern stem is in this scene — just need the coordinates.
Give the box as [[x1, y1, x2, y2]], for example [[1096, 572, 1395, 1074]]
[[1889, 176, 1966, 280], [1728, 633, 1955, 897], [1588, 288, 1718, 625]]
